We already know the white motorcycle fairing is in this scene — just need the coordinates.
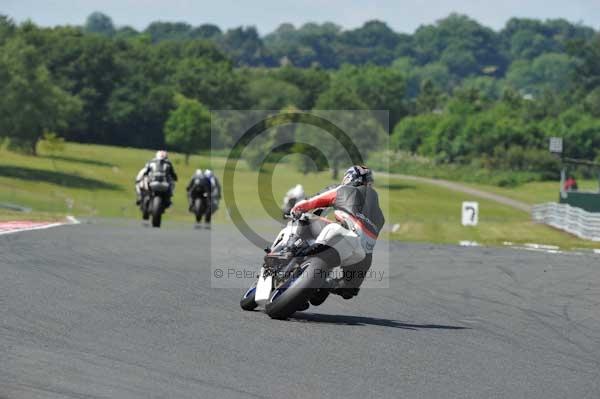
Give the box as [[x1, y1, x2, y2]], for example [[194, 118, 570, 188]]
[[253, 212, 364, 308], [254, 267, 272, 306]]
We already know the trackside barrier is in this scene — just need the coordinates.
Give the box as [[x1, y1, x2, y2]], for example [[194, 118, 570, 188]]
[[532, 203, 600, 242]]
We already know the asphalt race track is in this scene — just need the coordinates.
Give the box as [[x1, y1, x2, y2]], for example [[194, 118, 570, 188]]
[[1, 219, 599, 398]]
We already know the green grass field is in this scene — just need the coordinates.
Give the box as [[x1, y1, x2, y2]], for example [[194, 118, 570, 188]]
[[464, 180, 599, 205], [0, 141, 598, 249]]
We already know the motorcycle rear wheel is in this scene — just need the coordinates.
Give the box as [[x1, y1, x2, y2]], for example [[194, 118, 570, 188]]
[[151, 196, 163, 228], [194, 198, 203, 223]]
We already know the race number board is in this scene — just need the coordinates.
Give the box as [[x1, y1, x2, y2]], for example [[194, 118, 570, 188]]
[[462, 201, 479, 226], [549, 137, 563, 154]]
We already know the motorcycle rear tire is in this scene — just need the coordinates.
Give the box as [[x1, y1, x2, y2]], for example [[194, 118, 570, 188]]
[[194, 198, 203, 223], [151, 196, 163, 228]]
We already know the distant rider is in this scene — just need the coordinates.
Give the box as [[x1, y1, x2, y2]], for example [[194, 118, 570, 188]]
[[186, 169, 211, 221], [136, 150, 178, 207], [291, 165, 385, 299], [204, 169, 221, 216], [282, 184, 305, 217]]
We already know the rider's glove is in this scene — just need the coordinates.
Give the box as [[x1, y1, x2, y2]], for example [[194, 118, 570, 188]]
[[290, 200, 307, 219]]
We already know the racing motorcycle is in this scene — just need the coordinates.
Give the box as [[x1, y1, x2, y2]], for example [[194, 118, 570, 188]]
[[141, 172, 171, 228], [191, 191, 209, 223], [240, 209, 363, 319]]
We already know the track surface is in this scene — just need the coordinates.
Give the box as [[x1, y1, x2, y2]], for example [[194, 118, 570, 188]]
[[1, 220, 599, 398]]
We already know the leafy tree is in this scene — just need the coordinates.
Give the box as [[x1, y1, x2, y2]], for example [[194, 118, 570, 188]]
[[144, 22, 192, 42], [190, 24, 222, 40], [394, 59, 452, 98], [311, 83, 384, 178], [247, 77, 303, 109], [84, 12, 115, 37], [415, 79, 444, 113], [114, 26, 139, 39], [0, 15, 16, 45], [501, 18, 594, 60], [264, 22, 341, 68], [413, 14, 506, 77], [0, 38, 81, 154], [338, 20, 400, 65], [218, 26, 273, 66], [391, 113, 441, 153], [173, 58, 249, 109], [461, 76, 503, 100], [49, 34, 122, 143], [333, 64, 407, 127], [165, 94, 210, 163], [570, 34, 600, 92], [273, 66, 330, 109], [39, 131, 66, 169], [583, 87, 600, 118], [506, 53, 574, 95]]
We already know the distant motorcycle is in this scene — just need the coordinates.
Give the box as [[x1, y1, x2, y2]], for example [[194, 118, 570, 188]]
[[240, 209, 357, 319], [281, 184, 305, 218], [141, 172, 171, 228], [191, 191, 209, 224]]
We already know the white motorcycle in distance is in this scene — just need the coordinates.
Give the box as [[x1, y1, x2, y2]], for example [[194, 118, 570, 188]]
[[240, 209, 367, 319], [281, 184, 305, 218]]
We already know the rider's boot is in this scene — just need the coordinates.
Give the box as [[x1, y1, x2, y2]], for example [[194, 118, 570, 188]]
[[309, 288, 330, 306]]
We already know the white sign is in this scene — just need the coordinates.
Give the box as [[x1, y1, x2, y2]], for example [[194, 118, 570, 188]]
[[462, 202, 479, 226], [549, 137, 563, 154]]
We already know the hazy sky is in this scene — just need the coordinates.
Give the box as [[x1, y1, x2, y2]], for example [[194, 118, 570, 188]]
[[3, 0, 600, 34]]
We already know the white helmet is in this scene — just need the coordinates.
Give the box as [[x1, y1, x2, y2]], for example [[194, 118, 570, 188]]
[[195, 169, 203, 175], [204, 169, 213, 178], [155, 150, 168, 160]]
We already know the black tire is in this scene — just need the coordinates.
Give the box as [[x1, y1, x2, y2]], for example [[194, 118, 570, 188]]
[[151, 196, 163, 228], [265, 257, 328, 320], [240, 283, 258, 311], [309, 288, 330, 306], [142, 196, 150, 220], [194, 198, 202, 223]]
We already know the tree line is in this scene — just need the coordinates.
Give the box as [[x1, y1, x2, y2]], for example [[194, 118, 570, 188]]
[[0, 12, 599, 182]]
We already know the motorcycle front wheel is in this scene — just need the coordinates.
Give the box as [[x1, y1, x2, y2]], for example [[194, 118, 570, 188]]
[[142, 196, 150, 220], [194, 198, 203, 223], [240, 282, 258, 311], [265, 257, 328, 320]]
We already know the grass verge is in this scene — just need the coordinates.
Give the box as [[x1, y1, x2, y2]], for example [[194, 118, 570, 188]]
[[0, 142, 597, 249]]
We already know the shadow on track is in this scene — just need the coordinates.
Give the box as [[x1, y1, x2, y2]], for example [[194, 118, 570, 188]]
[[290, 312, 469, 331]]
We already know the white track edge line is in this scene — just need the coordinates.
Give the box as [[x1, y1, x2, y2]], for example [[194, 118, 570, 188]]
[[0, 222, 66, 236]]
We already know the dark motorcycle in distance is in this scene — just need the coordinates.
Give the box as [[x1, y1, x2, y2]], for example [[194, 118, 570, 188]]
[[191, 191, 209, 224], [140, 172, 171, 228]]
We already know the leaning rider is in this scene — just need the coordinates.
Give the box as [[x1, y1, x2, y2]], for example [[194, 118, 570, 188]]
[[290, 165, 385, 299]]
